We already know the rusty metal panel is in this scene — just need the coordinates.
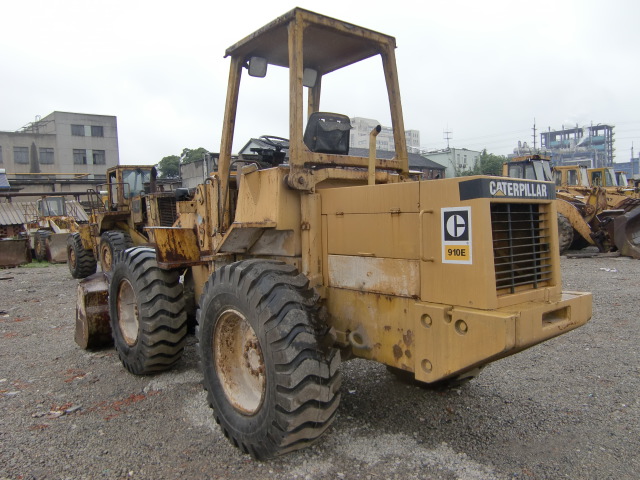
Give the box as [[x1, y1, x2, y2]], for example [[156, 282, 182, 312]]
[[235, 167, 301, 230], [148, 227, 200, 266], [327, 255, 419, 297], [75, 273, 112, 349], [0, 238, 31, 267]]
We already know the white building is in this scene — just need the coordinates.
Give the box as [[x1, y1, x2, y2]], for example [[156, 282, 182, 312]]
[[349, 117, 420, 153], [423, 148, 481, 178]]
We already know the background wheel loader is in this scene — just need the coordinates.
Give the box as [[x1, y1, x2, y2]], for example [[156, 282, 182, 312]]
[[504, 156, 640, 258], [555, 164, 640, 258], [76, 8, 592, 459], [67, 165, 180, 278]]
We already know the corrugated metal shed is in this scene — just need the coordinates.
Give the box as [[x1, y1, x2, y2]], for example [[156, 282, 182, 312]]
[[0, 200, 89, 226], [0, 203, 27, 226]]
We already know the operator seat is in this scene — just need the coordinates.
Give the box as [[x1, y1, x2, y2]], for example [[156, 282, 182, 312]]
[[303, 112, 351, 155]]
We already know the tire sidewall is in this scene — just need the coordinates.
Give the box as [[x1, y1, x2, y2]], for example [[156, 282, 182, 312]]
[[199, 284, 275, 439], [109, 258, 142, 364], [99, 233, 115, 272]]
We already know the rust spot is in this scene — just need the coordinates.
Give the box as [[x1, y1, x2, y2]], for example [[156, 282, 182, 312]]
[[403, 329, 414, 347], [383, 326, 391, 332], [392, 344, 403, 360]]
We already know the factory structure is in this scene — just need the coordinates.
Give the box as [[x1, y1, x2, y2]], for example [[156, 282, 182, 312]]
[[539, 124, 615, 168]]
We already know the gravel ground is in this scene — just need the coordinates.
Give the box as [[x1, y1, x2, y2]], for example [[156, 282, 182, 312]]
[[1, 251, 638, 480]]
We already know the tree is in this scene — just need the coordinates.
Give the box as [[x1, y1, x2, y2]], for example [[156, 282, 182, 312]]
[[180, 147, 210, 164], [156, 147, 211, 179], [462, 149, 506, 176], [157, 155, 180, 179]]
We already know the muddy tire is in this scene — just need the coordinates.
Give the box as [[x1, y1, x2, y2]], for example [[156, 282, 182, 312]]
[[99, 230, 133, 272], [197, 260, 341, 460], [34, 230, 51, 261], [67, 233, 97, 279], [557, 214, 574, 255], [387, 365, 483, 390], [109, 247, 187, 375]]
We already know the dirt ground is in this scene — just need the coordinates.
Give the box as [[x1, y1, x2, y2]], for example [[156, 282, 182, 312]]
[[1, 252, 638, 480]]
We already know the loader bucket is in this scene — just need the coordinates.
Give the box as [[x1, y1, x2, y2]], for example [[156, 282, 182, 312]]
[[0, 238, 32, 268], [612, 207, 640, 259], [75, 272, 112, 349], [46, 233, 70, 263]]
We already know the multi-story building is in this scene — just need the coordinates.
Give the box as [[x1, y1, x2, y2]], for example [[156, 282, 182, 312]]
[[423, 147, 481, 178], [540, 124, 614, 167], [349, 117, 420, 153], [0, 112, 119, 192]]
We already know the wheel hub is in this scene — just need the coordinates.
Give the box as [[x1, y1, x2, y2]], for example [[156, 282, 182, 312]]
[[117, 279, 139, 346], [214, 309, 265, 415]]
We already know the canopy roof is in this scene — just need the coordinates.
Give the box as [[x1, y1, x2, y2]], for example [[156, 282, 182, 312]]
[[225, 8, 396, 75]]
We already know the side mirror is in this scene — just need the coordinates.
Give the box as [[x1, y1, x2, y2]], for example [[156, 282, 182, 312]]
[[303, 68, 318, 88], [248, 57, 267, 78]]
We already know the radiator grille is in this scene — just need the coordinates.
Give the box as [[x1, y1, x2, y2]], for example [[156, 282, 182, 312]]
[[491, 203, 553, 295], [156, 197, 177, 227]]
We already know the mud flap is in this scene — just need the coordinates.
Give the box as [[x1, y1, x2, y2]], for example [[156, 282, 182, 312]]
[[0, 238, 32, 267], [46, 233, 70, 263], [612, 208, 640, 259], [75, 272, 112, 349]]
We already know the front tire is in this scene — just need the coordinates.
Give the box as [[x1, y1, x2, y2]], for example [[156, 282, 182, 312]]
[[109, 247, 187, 374], [99, 230, 133, 272], [197, 260, 341, 460], [34, 230, 51, 261], [67, 233, 97, 279]]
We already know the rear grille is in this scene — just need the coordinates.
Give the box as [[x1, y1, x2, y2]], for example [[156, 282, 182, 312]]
[[491, 203, 553, 295], [157, 197, 177, 227]]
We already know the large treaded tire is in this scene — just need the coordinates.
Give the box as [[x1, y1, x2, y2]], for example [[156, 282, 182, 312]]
[[99, 230, 133, 273], [67, 233, 97, 279], [109, 247, 187, 375], [34, 230, 51, 261], [197, 260, 341, 460], [557, 214, 574, 255]]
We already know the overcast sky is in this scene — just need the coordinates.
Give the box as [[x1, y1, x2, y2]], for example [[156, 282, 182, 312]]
[[2, 0, 639, 166]]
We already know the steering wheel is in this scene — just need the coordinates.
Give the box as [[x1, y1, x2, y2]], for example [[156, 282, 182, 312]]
[[259, 135, 290, 150]]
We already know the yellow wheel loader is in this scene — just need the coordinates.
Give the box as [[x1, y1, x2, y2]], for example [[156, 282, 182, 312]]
[[77, 8, 592, 459], [555, 164, 640, 258], [68, 165, 180, 278]]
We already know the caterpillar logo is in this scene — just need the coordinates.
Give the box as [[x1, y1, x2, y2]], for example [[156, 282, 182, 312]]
[[489, 180, 548, 198], [459, 178, 556, 201]]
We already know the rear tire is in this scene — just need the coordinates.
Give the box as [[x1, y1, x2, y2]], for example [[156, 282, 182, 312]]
[[99, 230, 133, 272], [67, 233, 97, 279], [109, 247, 187, 374], [557, 214, 574, 255], [197, 260, 341, 459]]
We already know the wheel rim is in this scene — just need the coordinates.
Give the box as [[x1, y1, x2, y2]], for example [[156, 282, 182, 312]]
[[214, 309, 265, 415], [117, 279, 139, 346], [68, 246, 77, 270], [101, 243, 113, 271]]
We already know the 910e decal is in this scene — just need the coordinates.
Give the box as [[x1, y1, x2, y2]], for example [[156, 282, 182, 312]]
[[441, 207, 472, 264]]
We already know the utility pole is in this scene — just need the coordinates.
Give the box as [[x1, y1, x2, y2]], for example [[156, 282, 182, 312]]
[[443, 129, 452, 150], [532, 118, 537, 150]]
